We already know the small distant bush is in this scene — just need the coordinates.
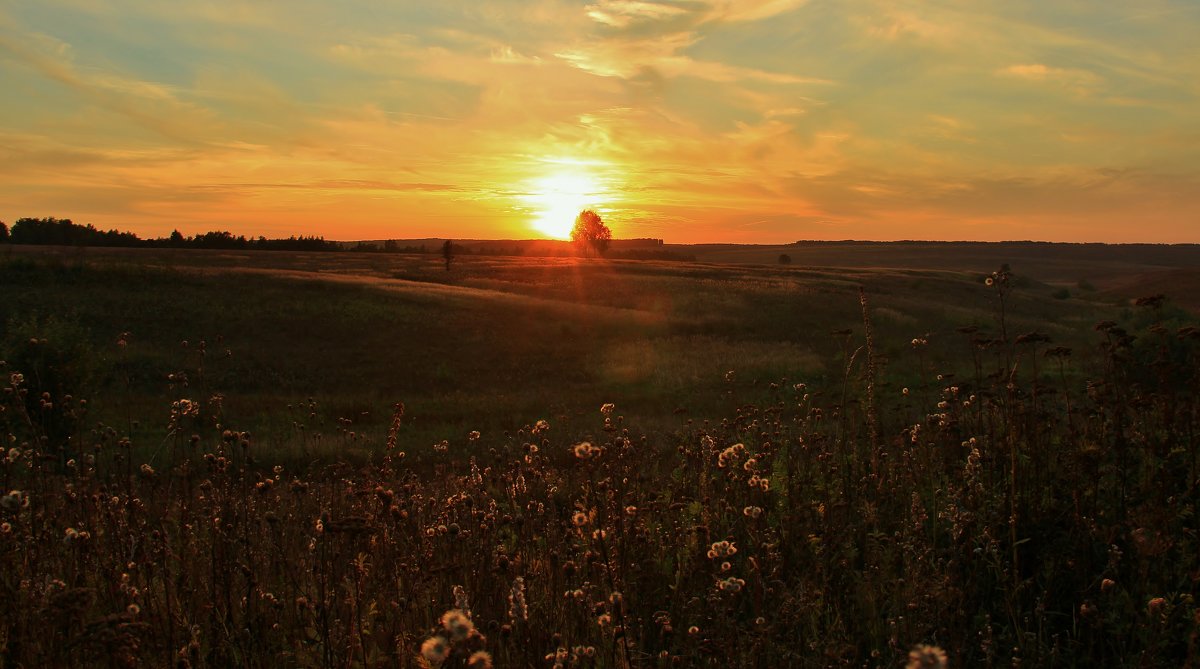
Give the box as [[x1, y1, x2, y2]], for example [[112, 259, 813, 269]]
[[778, 253, 792, 265], [1052, 287, 1071, 299], [1077, 278, 1096, 291]]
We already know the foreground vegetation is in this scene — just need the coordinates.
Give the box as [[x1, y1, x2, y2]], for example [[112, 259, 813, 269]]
[[1, 251, 1198, 667]]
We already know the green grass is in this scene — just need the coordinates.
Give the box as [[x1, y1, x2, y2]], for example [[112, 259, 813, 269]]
[[0, 248, 1124, 464]]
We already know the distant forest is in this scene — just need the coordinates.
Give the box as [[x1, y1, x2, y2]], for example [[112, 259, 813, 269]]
[[0, 217, 339, 251], [0, 217, 693, 260]]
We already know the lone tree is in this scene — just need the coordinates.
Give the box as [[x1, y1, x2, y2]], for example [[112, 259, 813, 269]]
[[442, 239, 454, 271], [570, 209, 612, 257]]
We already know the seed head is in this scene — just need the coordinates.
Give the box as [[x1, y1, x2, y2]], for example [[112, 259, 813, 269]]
[[467, 651, 493, 669], [441, 609, 474, 640], [906, 644, 947, 669], [420, 636, 450, 665]]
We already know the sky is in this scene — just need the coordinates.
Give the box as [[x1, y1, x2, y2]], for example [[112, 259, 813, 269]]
[[1, 0, 1198, 243]]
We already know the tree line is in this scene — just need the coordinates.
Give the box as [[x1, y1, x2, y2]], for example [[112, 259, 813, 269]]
[[0, 217, 339, 251], [0, 213, 695, 260]]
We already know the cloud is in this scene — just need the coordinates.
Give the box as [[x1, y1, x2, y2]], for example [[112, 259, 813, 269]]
[[703, 0, 809, 24], [0, 23, 219, 143], [586, 1, 689, 28], [999, 63, 1098, 83]]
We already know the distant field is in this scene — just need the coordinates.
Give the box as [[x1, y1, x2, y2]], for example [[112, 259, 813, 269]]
[[674, 240, 1200, 287], [0, 242, 1164, 457]]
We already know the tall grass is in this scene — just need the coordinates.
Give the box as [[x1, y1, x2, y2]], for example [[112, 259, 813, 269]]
[[0, 267, 1197, 667]]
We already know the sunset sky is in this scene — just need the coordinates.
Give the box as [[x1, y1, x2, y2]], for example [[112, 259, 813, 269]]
[[1, 1, 1197, 243]]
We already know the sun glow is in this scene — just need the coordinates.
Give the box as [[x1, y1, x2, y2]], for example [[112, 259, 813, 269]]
[[524, 172, 607, 239]]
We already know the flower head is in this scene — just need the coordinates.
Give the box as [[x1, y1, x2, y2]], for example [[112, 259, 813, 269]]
[[420, 636, 450, 666], [906, 644, 947, 669], [441, 609, 474, 641]]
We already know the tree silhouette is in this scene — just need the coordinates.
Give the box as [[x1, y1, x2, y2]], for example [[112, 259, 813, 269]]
[[569, 209, 611, 257], [442, 239, 454, 271], [0, 221, 8, 243]]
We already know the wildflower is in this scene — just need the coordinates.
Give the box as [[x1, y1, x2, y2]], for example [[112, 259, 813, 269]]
[[0, 522, 10, 533], [468, 430, 481, 441], [127, 604, 140, 616], [600, 403, 615, 417], [420, 636, 450, 666], [0, 490, 27, 511], [441, 609, 474, 641], [708, 540, 737, 559], [906, 644, 947, 669], [453, 585, 471, 614], [688, 625, 699, 635], [717, 577, 745, 593], [624, 505, 637, 516], [467, 651, 493, 669], [508, 577, 527, 622], [572, 511, 590, 527], [743, 506, 763, 519], [1101, 578, 1116, 593], [717, 444, 745, 468], [573, 442, 597, 459], [1148, 597, 1167, 616]]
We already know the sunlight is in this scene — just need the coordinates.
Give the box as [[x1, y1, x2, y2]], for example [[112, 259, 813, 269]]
[[523, 172, 606, 239]]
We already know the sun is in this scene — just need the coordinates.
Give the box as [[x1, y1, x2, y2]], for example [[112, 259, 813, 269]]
[[524, 173, 604, 239]]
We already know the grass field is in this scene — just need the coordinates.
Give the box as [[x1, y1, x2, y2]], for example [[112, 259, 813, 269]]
[[1, 243, 1197, 667], [0, 243, 1141, 457]]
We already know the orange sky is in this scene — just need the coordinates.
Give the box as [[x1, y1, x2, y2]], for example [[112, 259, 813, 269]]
[[1, 1, 1198, 243]]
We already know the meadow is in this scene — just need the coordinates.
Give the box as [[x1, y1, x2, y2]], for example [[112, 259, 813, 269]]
[[1, 244, 1197, 667]]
